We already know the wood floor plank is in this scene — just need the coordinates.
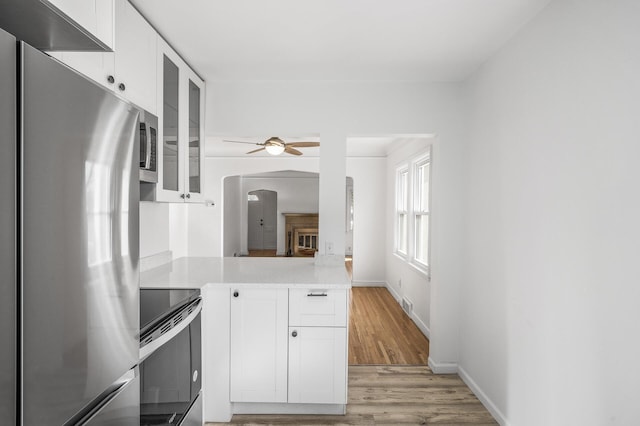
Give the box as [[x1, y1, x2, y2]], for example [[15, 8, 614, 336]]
[[207, 366, 497, 425], [349, 287, 429, 365]]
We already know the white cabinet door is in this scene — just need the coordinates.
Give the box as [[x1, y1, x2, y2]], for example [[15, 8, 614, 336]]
[[289, 288, 348, 327], [155, 40, 185, 202], [114, 0, 157, 114], [155, 38, 206, 203], [230, 288, 288, 403], [288, 327, 347, 404], [183, 69, 205, 203]]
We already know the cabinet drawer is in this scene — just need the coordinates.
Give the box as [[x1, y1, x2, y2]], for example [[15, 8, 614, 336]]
[[289, 289, 347, 327]]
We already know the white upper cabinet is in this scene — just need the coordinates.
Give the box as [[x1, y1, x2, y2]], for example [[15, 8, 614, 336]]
[[48, 0, 157, 115], [154, 37, 205, 203], [113, 0, 156, 113], [43, 0, 114, 49]]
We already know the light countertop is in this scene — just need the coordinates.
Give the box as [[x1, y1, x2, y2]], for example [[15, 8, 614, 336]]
[[140, 256, 352, 289]]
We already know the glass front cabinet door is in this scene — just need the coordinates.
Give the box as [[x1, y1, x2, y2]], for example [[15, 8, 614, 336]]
[[155, 37, 205, 203]]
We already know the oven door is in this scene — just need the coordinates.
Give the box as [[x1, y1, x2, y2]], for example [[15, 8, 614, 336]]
[[140, 312, 201, 426]]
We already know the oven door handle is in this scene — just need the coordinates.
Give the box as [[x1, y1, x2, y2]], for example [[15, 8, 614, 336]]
[[139, 298, 202, 361]]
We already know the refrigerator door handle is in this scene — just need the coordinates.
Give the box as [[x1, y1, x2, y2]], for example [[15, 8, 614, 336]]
[[62, 367, 139, 426]]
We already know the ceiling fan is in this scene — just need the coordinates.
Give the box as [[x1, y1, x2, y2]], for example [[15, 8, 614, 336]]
[[223, 136, 320, 156]]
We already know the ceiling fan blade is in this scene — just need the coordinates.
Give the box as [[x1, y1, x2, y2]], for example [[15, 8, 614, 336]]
[[286, 142, 320, 148], [284, 147, 303, 156], [246, 147, 266, 154], [224, 139, 262, 145]]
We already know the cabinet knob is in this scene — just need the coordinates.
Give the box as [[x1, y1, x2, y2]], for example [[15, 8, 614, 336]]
[[107, 75, 115, 84], [180, 193, 186, 199], [291, 330, 298, 338], [186, 193, 191, 199], [118, 83, 126, 91], [233, 291, 239, 298]]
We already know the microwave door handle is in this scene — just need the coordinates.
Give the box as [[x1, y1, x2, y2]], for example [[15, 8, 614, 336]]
[[140, 123, 148, 166]]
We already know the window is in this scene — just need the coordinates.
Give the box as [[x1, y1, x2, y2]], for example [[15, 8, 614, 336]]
[[394, 149, 431, 275], [395, 167, 409, 255], [413, 158, 430, 266]]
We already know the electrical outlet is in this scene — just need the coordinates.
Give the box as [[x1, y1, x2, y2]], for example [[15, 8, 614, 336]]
[[326, 242, 334, 255]]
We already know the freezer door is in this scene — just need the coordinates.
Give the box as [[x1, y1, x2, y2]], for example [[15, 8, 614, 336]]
[[69, 368, 140, 426], [20, 43, 140, 425], [0, 28, 16, 425], [84, 374, 140, 426]]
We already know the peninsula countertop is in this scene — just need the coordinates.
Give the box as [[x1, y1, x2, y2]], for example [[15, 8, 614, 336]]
[[140, 256, 352, 289]]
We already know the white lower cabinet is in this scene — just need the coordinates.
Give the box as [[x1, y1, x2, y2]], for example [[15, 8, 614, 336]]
[[230, 288, 288, 403], [288, 327, 347, 404], [229, 288, 348, 406]]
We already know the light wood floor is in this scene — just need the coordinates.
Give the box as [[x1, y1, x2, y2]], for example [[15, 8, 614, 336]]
[[350, 287, 429, 365], [208, 365, 497, 425]]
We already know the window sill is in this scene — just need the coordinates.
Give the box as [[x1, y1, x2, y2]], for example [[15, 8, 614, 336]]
[[393, 253, 430, 280], [409, 260, 430, 280], [393, 252, 408, 261]]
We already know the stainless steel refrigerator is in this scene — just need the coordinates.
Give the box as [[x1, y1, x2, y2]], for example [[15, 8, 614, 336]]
[[0, 27, 141, 425]]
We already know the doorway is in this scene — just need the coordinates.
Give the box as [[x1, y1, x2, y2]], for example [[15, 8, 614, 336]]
[[247, 189, 277, 251]]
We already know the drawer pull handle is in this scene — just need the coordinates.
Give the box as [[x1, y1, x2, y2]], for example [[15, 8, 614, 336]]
[[307, 292, 328, 297]]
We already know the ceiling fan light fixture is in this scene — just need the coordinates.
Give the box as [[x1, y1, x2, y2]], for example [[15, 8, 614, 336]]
[[265, 142, 285, 155]]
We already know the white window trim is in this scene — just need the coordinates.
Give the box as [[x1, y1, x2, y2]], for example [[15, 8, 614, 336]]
[[395, 165, 409, 257], [393, 148, 432, 278], [412, 154, 431, 273]]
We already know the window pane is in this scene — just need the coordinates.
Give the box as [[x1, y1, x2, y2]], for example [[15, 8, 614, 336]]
[[397, 169, 408, 211], [417, 162, 429, 212], [415, 214, 429, 264], [398, 213, 407, 254]]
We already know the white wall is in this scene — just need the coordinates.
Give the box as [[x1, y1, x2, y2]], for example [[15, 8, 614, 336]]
[[460, 0, 640, 424], [139, 202, 170, 258], [222, 176, 242, 256], [384, 139, 434, 337], [346, 158, 386, 285]]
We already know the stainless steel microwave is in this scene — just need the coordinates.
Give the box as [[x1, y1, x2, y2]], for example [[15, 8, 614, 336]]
[[138, 108, 158, 183]]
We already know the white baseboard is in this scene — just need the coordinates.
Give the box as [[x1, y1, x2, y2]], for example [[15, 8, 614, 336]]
[[385, 282, 401, 300], [427, 357, 458, 374], [234, 403, 346, 415], [458, 365, 508, 426], [410, 312, 431, 340], [384, 283, 431, 340], [140, 250, 172, 272], [351, 280, 386, 287]]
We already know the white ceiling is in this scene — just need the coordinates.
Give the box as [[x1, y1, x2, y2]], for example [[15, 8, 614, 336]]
[[131, 0, 550, 82], [133, 0, 549, 157]]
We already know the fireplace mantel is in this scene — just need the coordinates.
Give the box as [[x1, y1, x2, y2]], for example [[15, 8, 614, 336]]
[[283, 213, 319, 257]]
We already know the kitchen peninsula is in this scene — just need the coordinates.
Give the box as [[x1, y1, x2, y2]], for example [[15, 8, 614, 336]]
[[141, 257, 352, 423]]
